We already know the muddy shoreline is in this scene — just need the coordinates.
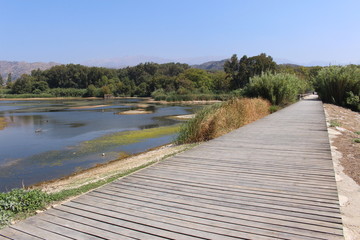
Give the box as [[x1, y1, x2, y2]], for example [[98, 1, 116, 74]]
[[31, 143, 194, 193]]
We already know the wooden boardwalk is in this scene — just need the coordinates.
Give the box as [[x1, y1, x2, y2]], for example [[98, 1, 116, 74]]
[[0, 98, 344, 239]]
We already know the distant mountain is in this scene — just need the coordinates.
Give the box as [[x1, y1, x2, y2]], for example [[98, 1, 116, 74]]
[[191, 59, 228, 71], [0, 61, 60, 81]]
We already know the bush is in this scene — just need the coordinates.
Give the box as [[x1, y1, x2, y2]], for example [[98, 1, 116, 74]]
[[177, 98, 270, 144], [245, 72, 306, 105], [314, 65, 360, 111], [48, 88, 87, 97], [0, 189, 50, 227]]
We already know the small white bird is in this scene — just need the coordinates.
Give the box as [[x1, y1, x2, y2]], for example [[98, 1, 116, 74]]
[[102, 153, 105, 156]]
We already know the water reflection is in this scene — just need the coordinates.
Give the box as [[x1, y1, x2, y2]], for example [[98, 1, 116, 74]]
[[0, 99, 199, 191]]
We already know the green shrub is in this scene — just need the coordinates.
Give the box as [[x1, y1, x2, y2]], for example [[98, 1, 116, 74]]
[[0, 189, 51, 227], [48, 88, 87, 97], [346, 91, 360, 111], [0, 93, 54, 98], [245, 72, 306, 105], [314, 65, 360, 111]]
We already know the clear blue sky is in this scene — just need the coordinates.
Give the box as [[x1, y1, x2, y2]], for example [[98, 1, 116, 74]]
[[1, 0, 359, 65]]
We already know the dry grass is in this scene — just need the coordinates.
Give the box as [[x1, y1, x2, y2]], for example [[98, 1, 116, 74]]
[[177, 98, 270, 143]]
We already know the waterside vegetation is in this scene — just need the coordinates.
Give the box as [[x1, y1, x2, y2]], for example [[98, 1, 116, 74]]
[[177, 98, 270, 144]]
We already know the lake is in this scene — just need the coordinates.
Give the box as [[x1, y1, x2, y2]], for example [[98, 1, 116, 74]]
[[0, 98, 199, 192]]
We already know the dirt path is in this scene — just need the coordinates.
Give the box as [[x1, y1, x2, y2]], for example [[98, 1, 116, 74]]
[[324, 104, 360, 240]]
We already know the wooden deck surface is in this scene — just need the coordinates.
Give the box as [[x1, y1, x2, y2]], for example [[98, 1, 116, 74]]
[[0, 98, 344, 239]]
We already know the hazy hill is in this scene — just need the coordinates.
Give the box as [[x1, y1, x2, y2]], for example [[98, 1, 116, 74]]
[[192, 59, 228, 71], [0, 61, 60, 81]]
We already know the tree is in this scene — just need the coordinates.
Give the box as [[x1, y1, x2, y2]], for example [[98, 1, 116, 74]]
[[224, 54, 240, 89], [11, 74, 34, 94], [6, 73, 12, 86], [224, 53, 277, 90], [32, 81, 49, 93], [211, 71, 229, 92], [0, 75, 3, 87]]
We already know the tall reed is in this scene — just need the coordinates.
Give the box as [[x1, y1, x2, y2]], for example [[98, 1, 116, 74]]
[[177, 98, 270, 144], [314, 65, 360, 111], [245, 72, 306, 105]]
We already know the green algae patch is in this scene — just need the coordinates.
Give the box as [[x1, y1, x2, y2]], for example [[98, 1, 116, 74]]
[[79, 124, 180, 153], [29, 124, 180, 166]]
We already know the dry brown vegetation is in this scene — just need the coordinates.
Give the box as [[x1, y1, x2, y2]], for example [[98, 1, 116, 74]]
[[177, 98, 270, 143]]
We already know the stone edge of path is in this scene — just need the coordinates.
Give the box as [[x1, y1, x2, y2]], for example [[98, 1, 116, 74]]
[[325, 106, 360, 240]]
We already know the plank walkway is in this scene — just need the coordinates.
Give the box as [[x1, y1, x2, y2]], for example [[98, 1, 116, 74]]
[[0, 98, 344, 239]]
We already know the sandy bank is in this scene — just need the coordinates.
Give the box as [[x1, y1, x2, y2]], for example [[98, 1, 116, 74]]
[[69, 104, 109, 109], [118, 109, 153, 115]]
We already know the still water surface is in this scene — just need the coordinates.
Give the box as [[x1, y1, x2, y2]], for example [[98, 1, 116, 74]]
[[0, 99, 198, 191]]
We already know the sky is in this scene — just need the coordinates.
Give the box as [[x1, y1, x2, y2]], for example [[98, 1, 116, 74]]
[[1, 0, 360, 66]]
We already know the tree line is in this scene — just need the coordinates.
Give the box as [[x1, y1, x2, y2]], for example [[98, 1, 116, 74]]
[[2, 53, 333, 101]]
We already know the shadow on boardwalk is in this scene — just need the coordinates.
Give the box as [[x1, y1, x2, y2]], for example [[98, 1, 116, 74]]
[[0, 98, 344, 240]]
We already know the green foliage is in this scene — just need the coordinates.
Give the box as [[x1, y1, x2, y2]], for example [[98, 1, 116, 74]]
[[151, 90, 234, 102], [245, 72, 306, 105], [85, 84, 101, 97], [224, 53, 277, 89], [345, 91, 360, 111], [48, 88, 87, 97], [329, 120, 340, 127], [0, 75, 3, 87], [353, 138, 360, 143], [1, 93, 54, 98], [0, 189, 51, 227], [6, 73, 12, 85], [11, 75, 34, 94], [314, 65, 360, 111], [269, 105, 281, 113]]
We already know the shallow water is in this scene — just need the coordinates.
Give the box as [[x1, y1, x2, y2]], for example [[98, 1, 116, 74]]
[[0, 99, 198, 191]]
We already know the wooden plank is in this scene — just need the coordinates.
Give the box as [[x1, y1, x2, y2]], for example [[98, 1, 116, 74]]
[[46, 208, 165, 240], [21, 216, 100, 240], [119, 177, 341, 211], [70, 196, 311, 240], [101, 184, 342, 223], [132, 171, 340, 199], [82, 190, 343, 239], [10, 221, 71, 240], [0, 227, 42, 240], [60, 202, 242, 240], [123, 174, 341, 208]]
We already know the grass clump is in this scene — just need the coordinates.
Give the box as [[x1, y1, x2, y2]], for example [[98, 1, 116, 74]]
[[314, 65, 360, 111], [329, 120, 341, 127], [353, 138, 360, 143], [177, 98, 270, 144], [0, 189, 51, 227], [245, 72, 307, 106]]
